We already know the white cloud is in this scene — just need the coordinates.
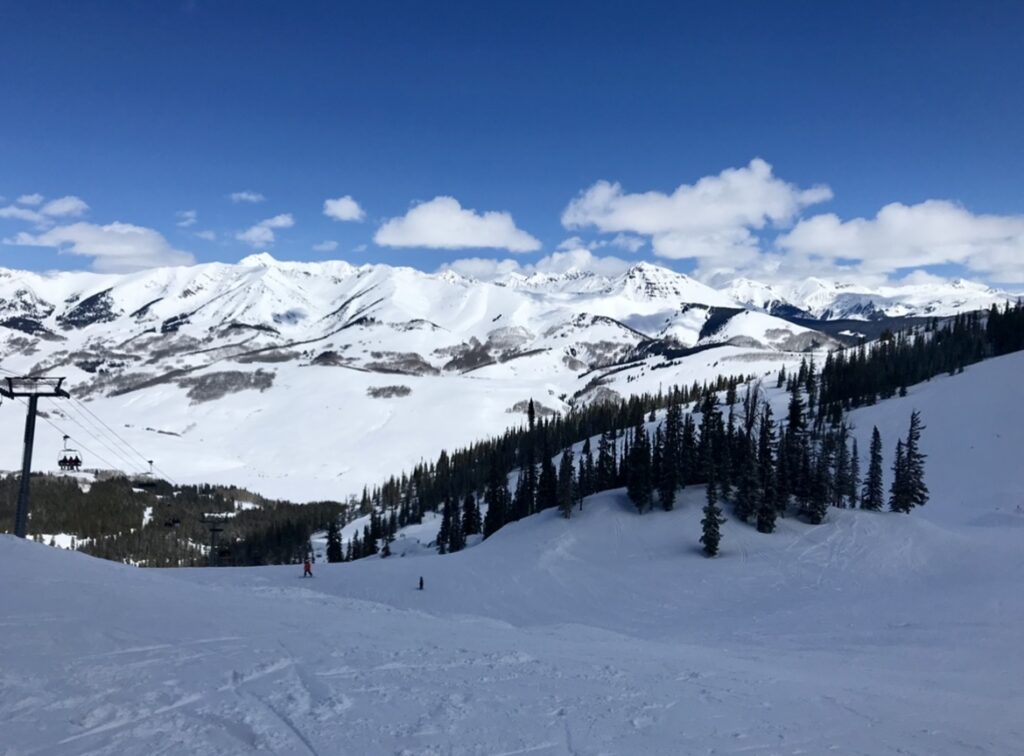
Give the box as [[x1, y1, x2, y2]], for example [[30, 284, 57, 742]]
[[777, 200, 1024, 283], [0, 205, 45, 223], [323, 195, 365, 222], [195, 230, 217, 241], [562, 158, 831, 262], [441, 247, 630, 281], [0, 195, 89, 227], [40, 196, 89, 218], [6, 222, 194, 272], [313, 240, 338, 252], [375, 196, 541, 252], [608, 233, 645, 253], [176, 209, 198, 228], [898, 269, 952, 287], [557, 233, 646, 254], [441, 257, 524, 280], [229, 191, 266, 203], [236, 213, 294, 247]]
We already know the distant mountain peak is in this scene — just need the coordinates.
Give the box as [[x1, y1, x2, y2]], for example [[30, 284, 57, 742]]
[[239, 252, 279, 267]]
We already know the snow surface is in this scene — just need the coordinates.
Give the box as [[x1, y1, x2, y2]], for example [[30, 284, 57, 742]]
[[2, 352, 1023, 754]]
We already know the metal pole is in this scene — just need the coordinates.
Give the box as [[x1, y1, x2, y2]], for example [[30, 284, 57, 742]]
[[14, 395, 39, 538]]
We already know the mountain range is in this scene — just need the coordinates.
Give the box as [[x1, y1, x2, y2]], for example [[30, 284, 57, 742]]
[[0, 254, 1018, 500]]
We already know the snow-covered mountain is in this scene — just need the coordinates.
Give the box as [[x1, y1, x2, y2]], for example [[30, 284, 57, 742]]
[[723, 275, 1019, 320], [0, 254, 1013, 500]]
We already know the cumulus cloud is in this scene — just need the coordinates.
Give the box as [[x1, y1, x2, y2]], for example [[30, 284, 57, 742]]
[[777, 200, 1024, 283], [229, 190, 266, 203], [562, 158, 831, 263], [176, 209, 198, 228], [442, 247, 631, 282], [375, 196, 541, 252], [323, 195, 365, 222], [236, 213, 294, 247], [313, 240, 338, 252], [6, 222, 194, 272], [0, 194, 90, 227]]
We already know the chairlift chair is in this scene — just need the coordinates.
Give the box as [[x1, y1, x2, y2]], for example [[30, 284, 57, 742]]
[[57, 435, 83, 472], [134, 460, 158, 488]]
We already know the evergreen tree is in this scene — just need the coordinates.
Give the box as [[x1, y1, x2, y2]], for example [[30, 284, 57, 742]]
[[436, 498, 452, 554], [536, 445, 559, 512], [802, 444, 830, 524], [462, 493, 481, 537], [833, 425, 851, 508], [557, 447, 575, 519], [861, 427, 884, 511], [680, 413, 698, 485], [658, 402, 683, 510], [848, 438, 861, 509], [700, 470, 725, 557], [755, 404, 778, 533], [578, 437, 594, 498], [889, 440, 907, 513], [448, 500, 465, 552], [626, 418, 653, 513], [896, 411, 929, 512], [733, 437, 759, 522], [905, 409, 929, 510], [596, 430, 617, 491], [483, 453, 509, 538], [325, 520, 343, 563]]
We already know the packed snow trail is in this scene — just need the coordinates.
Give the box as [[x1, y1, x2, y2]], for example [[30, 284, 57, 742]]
[[2, 353, 1024, 754]]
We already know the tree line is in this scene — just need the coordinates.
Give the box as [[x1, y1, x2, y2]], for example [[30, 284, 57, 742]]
[[333, 299, 1024, 560]]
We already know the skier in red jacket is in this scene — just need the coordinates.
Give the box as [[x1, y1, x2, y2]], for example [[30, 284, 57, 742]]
[[303, 558, 313, 577]]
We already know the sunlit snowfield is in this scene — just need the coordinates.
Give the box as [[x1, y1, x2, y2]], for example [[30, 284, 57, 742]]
[[2, 353, 1022, 755]]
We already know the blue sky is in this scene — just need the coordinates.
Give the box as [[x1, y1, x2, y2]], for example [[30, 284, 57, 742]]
[[2, 1, 1023, 285]]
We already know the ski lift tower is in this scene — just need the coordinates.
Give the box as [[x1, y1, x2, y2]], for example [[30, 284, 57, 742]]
[[1, 376, 70, 538]]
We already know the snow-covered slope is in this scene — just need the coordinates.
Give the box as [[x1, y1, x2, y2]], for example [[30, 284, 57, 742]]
[[2, 351, 1023, 754]]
